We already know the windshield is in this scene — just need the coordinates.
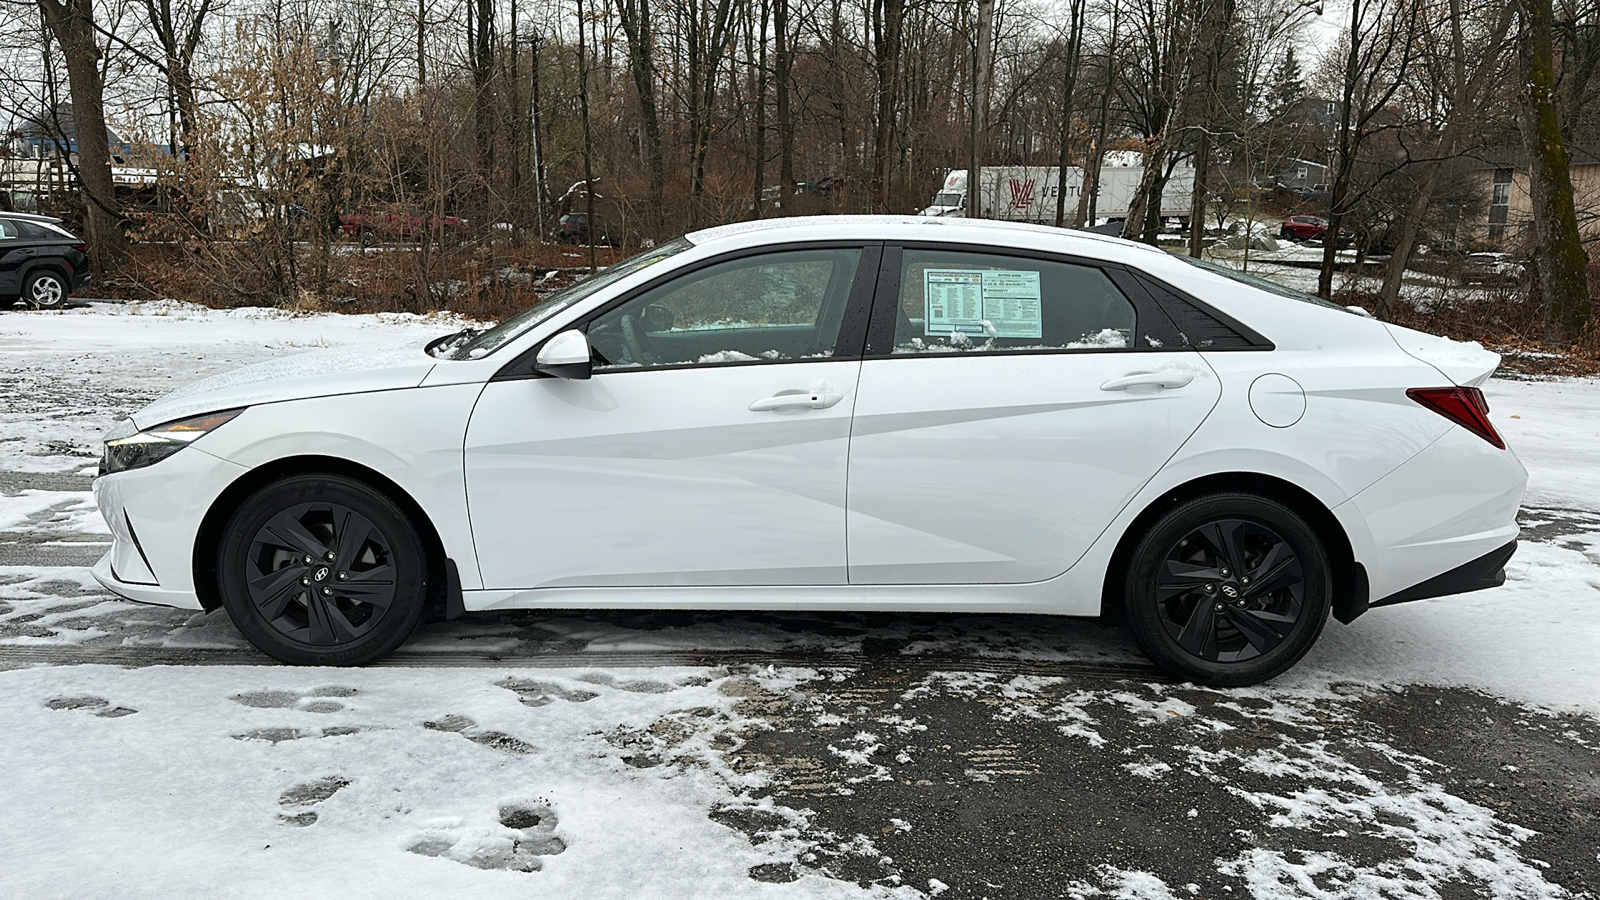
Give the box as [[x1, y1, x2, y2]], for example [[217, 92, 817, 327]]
[[934, 191, 963, 207], [449, 237, 693, 359], [1176, 254, 1351, 312]]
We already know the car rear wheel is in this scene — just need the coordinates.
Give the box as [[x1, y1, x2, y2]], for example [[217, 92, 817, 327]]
[[217, 474, 428, 665], [24, 270, 67, 309], [1122, 492, 1331, 687]]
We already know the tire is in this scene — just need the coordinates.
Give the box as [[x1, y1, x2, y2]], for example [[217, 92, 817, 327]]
[[23, 270, 68, 309], [1121, 492, 1331, 687], [217, 473, 429, 665]]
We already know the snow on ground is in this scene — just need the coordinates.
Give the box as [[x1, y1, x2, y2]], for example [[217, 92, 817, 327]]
[[3, 301, 1600, 897], [0, 300, 474, 473], [1, 663, 904, 900]]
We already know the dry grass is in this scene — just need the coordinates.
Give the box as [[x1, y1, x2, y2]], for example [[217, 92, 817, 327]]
[[106, 237, 630, 321], [1337, 276, 1600, 378]]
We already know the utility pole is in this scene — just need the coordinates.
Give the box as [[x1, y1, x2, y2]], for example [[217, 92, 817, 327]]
[[967, 0, 994, 219]]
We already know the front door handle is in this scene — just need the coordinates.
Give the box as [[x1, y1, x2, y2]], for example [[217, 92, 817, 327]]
[[749, 391, 844, 412], [1100, 371, 1195, 392]]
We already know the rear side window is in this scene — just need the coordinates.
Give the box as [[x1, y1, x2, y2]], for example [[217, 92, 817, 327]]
[[12, 220, 68, 240], [890, 249, 1136, 354], [0, 220, 15, 239]]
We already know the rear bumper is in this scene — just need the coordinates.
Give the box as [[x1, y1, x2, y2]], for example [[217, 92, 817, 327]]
[[1371, 540, 1516, 608]]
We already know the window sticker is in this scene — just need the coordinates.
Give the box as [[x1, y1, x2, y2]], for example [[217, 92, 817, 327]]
[[923, 269, 1043, 339]]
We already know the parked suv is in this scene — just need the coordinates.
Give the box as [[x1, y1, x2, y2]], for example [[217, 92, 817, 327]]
[[0, 213, 91, 309], [1279, 215, 1354, 244]]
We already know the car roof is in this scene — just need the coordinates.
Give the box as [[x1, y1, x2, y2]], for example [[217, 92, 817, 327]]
[[684, 215, 1171, 265], [0, 211, 66, 226]]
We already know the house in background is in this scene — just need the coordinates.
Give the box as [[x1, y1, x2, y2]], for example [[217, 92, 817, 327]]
[[1271, 158, 1329, 194], [1464, 146, 1600, 249], [2, 103, 156, 213]]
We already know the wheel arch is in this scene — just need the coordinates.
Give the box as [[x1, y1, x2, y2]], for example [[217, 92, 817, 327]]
[[21, 261, 71, 290], [1098, 471, 1366, 626], [192, 454, 459, 619]]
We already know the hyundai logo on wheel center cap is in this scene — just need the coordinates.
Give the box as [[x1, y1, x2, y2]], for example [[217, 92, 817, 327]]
[[1221, 584, 1239, 598], [313, 567, 330, 582]]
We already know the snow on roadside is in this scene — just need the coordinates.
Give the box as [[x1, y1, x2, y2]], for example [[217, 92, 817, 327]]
[[0, 301, 472, 473], [0, 663, 909, 900], [1486, 376, 1600, 510]]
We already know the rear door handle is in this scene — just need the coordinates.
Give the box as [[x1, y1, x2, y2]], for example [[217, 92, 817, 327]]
[[749, 391, 844, 412], [1100, 371, 1194, 392]]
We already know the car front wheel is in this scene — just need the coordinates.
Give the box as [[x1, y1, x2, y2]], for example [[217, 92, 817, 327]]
[[217, 473, 428, 665], [1122, 492, 1331, 687]]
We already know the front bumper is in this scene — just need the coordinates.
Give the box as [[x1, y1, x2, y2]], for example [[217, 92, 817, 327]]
[[91, 550, 204, 609], [91, 446, 248, 610]]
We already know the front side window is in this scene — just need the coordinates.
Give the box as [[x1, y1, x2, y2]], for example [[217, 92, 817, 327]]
[[588, 247, 862, 369], [451, 237, 691, 358], [890, 249, 1136, 355]]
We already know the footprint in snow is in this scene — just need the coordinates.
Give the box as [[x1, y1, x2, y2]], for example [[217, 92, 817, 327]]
[[424, 714, 535, 754], [497, 678, 600, 707], [231, 685, 358, 714], [278, 775, 350, 826], [232, 725, 366, 744], [43, 696, 136, 718], [577, 672, 677, 694], [407, 802, 566, 871]]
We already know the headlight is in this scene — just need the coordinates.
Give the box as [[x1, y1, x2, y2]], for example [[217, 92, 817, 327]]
[[100, 409, 244, 475]]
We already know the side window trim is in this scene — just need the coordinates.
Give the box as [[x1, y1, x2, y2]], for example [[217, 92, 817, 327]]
[[493, 240, 883, 382], [864, 242, 1181, 359], [1124, 269, 1275, 351]]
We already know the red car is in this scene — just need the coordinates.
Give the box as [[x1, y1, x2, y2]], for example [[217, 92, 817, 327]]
[[340, 205, 463, 244], [1279, 215, 1353, 244]]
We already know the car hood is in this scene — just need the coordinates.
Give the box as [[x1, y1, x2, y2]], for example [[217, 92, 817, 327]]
[[131, 340, 439, 429]]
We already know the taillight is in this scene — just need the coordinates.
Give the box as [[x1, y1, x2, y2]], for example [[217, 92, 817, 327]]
[[72, 243, 87, 253], [1407, 387, 1505, 449]]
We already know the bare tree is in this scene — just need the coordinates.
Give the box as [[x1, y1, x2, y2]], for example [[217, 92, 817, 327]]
[[1316, 0, 1423, 299], [33, 0, 125, 268], [1518, 0, 1593, 342]]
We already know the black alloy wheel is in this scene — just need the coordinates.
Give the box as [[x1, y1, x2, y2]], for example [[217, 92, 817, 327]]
[[1123, 493, 1331, 687], [218, 474, 428, 665]]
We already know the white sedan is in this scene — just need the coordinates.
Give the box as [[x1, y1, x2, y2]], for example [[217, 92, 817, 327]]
[[91, 217, 1525, 685]]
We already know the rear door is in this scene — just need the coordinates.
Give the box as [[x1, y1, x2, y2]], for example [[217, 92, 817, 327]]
[[0, 219, 30, 294], [845, 245, 1222, 585]]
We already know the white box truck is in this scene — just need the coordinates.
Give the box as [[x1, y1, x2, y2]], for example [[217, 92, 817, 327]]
[[919, 155, 1194, 226]]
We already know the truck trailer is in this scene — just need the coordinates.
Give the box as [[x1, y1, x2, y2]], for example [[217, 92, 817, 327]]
[[919, 156, 1195, 227]]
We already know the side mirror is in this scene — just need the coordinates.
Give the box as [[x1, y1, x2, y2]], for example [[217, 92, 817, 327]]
[[534, 329, 593, 380]]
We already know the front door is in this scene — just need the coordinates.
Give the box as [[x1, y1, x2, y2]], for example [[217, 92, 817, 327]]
[[846, 246, 1221, 585], [465, 245, 876, 589]]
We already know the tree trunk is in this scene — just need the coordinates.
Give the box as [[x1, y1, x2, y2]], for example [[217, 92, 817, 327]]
[[967, 0, 994, 219], [614, 0, 665, 224], [530, 33, 552, 237], [37, 0, 124, 270], [1518, 0, 1593, 342], [1076, 16, 1117, 229], [774, 0, 794, 206], [1187, 133, 1209, 257], [1318, 0, 1363, 299], [576, 0, 597, 271], [870, 0, 905, 212], [752, 0, 769, 219], [1053, 0, 1086, 228]]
